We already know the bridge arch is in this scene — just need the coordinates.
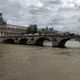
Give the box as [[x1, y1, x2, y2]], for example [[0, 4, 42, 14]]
[[58, 38, 71, 47], [19, 38, 28, 45], [2, 39, 15, 44], [35, 37, 51, 46]]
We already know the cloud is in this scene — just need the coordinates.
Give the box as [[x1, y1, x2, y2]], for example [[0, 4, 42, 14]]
[[0, 0, 80, 33]]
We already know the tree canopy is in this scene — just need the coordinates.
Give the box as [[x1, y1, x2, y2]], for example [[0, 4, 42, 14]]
[[27, 24, 38, 34]]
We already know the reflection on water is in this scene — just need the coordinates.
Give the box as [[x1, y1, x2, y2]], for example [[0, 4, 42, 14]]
[[0, 41, 80, 80]]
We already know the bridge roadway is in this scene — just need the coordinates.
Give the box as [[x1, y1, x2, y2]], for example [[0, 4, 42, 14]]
[[0, 34, 80, 47]]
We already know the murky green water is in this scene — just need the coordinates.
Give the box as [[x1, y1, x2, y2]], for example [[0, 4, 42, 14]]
[[0, 41, 80, 80]]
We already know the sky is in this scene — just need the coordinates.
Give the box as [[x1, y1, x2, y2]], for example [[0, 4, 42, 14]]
[[0, 0, 80, 33]]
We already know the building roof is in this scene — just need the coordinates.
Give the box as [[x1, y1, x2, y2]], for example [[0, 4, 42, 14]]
[[7, 24, 27, 29]]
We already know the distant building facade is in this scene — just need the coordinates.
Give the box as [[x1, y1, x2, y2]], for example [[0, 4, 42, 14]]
[[0, 13, 27, 37], [38, 26, 64, 35]]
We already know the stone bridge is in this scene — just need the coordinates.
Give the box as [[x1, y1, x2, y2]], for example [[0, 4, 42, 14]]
[[0, 34, 80, 47]]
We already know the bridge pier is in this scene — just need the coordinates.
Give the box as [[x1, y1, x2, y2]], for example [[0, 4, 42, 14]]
[[52, 41, 58, 47], [52, 42, 66, 48], [52, 37, 70, 48]]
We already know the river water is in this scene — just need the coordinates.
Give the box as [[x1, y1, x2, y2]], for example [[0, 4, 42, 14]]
[[0, 41, 80, 80]]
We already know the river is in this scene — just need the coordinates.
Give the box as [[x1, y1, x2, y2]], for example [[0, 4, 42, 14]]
[[0, 41, 80, 80]]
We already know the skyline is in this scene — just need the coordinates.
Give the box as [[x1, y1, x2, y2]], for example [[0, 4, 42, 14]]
[[0, 0, 80, 33]]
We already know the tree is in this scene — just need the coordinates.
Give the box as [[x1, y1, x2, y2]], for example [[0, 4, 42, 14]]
[[27, 26, 32, 34], [27, 24, 38, 34], [32, 24, 38, 34]]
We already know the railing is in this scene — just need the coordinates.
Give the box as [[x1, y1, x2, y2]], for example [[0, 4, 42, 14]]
[[0, 33, 80, 38]]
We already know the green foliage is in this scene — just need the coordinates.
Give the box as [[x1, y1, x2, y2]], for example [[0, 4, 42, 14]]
[[27, 24, 38, 34]]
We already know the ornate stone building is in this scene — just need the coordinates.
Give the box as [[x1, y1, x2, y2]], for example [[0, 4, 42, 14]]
[[0, 13, 27, 37], [0, 13, 6, 36]]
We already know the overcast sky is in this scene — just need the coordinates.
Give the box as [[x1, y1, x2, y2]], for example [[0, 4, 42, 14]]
[[0, 0, 80, 33]]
